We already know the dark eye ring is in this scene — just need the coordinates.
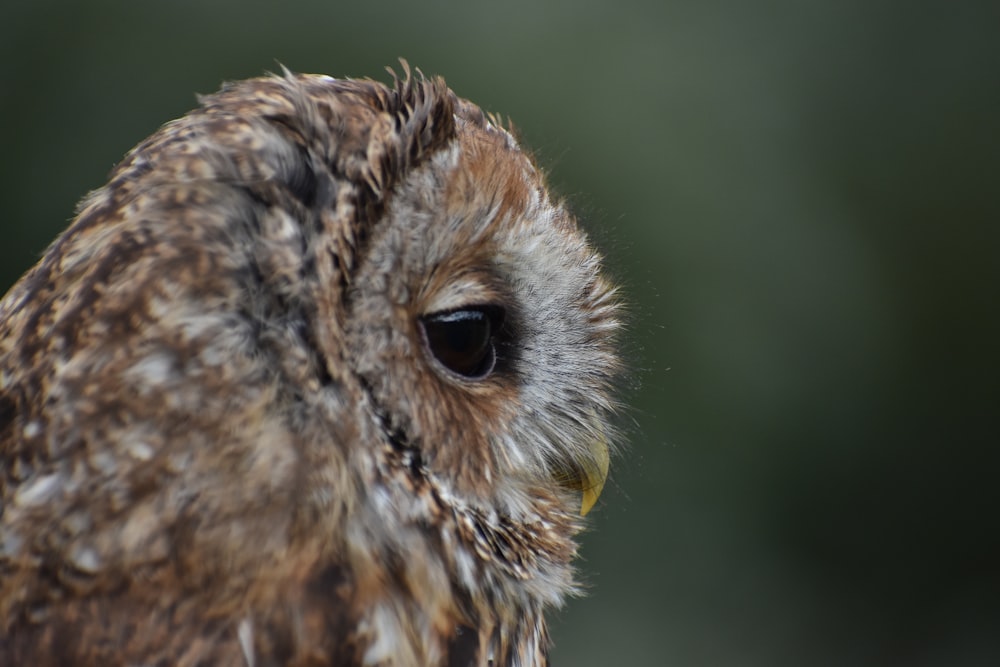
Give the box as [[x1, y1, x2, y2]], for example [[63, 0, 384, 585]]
[[419, 306, 505, 379]]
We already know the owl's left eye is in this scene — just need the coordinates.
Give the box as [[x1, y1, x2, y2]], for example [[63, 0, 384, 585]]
[[419, 306, 504, 379]]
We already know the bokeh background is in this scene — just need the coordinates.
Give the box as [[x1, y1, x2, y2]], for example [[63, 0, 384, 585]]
[[3, 1, 998, 664]]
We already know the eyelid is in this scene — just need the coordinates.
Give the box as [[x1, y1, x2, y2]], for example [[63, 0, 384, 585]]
[[418, 271, 508, 316], [429, 310, 486, 324]]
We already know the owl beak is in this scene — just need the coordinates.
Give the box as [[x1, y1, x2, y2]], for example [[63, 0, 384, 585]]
[[579, 436, 610, 516]]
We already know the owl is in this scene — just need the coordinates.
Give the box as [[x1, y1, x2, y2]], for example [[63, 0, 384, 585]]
[[0, 64, 622, 666]]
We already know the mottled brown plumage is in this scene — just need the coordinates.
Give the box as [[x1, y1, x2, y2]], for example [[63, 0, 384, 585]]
[[0, 65, 622, 665]]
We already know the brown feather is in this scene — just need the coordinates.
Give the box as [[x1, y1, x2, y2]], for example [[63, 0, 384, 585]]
[[0, 66, 622, 666]]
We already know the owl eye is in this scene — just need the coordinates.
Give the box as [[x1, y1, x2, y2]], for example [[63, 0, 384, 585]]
[[420, 307, 504, 379]]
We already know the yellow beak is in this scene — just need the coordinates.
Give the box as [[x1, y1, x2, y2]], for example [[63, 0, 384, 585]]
[[580, 436, 610, 516]]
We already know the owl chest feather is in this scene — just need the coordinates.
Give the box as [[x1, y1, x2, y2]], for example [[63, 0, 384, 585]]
[[333, 442, 574, 665]]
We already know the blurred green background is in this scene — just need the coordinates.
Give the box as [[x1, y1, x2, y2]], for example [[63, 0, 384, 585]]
[[3, 1, 998, 664]]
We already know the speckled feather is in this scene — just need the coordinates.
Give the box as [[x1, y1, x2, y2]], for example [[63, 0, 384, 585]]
[[0, 66, 622, 666]]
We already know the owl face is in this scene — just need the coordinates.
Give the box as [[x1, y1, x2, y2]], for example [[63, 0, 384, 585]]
[[0, 67, 622, 666], [346, 110, 620, 517]]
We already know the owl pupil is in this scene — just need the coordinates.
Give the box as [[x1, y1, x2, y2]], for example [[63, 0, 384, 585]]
[[420, 307, 501, 379]]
